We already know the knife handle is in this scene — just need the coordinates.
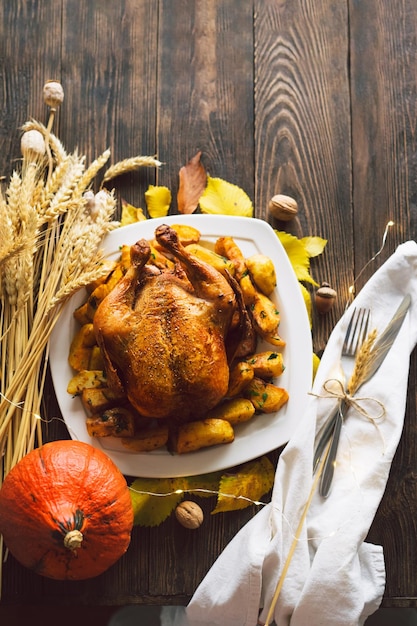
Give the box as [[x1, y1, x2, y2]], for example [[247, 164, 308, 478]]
[[319, 400, 347, 497], [313, 406, 340, 473]]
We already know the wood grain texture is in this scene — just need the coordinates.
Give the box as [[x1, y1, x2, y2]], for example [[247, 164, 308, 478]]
[[156, 0, 255, 210], [254, 0, 353, 348], [350, 0, 417, 278], [0, 0, 62, 177], [350, 0, 417, 604], [1, 0, 417, 611], [60, 0, 159, 208]]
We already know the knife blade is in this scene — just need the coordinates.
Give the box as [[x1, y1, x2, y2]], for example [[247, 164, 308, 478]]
[[315, 293, 411, 496], [360, 292, 411, 383]]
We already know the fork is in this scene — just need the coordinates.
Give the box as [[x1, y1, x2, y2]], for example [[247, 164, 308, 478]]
[[314, 306, 370, 497]]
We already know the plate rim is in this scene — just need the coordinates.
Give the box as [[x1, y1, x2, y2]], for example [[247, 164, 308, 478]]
[[49, 214, 312, 477]]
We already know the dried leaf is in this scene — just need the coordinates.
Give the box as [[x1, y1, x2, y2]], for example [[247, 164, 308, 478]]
[[299, 282, 312, 328], [199, 176, 253, 217], [212, 456, 274, 514], [312, 352, 321, 381], [181, 471, 222, 497], [145, 185, 171, 218], [120, 199, 147, 225], [177, 151, 207, 214], [276, 231, 319, 287], [130, 477, 184, 527], [300, 235, 327, 258]]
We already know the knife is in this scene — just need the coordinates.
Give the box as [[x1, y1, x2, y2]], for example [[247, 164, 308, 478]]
[[315, 293, 411, 497]]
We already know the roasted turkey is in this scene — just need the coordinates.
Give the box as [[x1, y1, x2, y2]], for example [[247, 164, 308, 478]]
[[93, 224, 249, 422]]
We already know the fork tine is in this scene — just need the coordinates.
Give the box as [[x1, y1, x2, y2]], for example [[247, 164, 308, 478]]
[[343, 307, 370, 356]]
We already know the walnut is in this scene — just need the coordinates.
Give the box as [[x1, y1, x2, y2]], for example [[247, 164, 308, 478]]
[[268, 194, 298, 221], [175, 501, 204, 529]]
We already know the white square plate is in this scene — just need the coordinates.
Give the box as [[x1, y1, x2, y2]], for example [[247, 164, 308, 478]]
[[49, 214, 312, 477]]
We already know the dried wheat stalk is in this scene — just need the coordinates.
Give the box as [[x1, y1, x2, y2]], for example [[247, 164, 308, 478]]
[[101, 155, 162, 185], [0, 83, 158, 593]]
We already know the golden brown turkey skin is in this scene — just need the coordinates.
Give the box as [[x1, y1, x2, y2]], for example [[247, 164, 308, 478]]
[[93, 224, 237, 422]]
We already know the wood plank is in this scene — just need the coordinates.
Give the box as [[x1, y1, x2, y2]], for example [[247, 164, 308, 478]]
[[0, 0, 62, 177], [156, 0, 255, 212], [254, 0, 352, 349], [350, 0, 417, 277], [351, 0, 417, 603], [59, 0, 159, 210]]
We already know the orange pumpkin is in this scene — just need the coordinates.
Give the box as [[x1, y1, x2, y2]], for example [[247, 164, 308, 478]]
[[0, 440, 134, 580]]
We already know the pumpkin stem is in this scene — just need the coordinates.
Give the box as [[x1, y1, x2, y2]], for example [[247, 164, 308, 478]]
[[64, 529, 83, 551]]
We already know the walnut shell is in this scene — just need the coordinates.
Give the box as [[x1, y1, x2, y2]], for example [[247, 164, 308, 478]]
[[175, 501, 204, 529], [268, 194, 298, 221]]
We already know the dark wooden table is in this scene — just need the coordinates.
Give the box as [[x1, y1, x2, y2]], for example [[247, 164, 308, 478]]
[[1, 0, 417, 621]]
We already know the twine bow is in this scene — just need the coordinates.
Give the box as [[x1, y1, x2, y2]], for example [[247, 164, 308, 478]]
[[312, 378, 386, 450]]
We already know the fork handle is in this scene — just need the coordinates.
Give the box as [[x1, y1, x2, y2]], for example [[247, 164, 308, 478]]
[[313, 408, 339, 473], [319, 400, 348, 497]]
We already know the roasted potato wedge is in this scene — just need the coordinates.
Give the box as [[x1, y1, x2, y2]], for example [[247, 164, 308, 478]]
[[121, 425, 169, 452], [73, 300, 94, 325], [172, 418, 234, 454], [86, 407, 135, 438], [119, 244, 132, 272], [260, 332, 286, 348], [67, 369, 107, 395], [246, 351, 284, 379], [227, 361, 254, 397], [148, 244, 175, 269], [85, 260, 118, 294], [170, 223, 201, 246], [88, 345, 105, 370], [68, 323, 97, 371], [185, 244, 236, 277], [206, 397, 255, 425], [239, 274, 280, 336], [214, 236, 247, 280], [244, 377, 289, 413], [245, 254, 277, 296], [81, 386, 127, 414]]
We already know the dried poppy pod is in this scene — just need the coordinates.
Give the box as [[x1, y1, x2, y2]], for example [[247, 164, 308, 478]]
[[43, 80, 64, 109], [21, 129, 46, 160]]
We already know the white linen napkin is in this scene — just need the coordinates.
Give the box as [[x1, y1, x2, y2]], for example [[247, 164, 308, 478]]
[[161, 240, 417, 626]]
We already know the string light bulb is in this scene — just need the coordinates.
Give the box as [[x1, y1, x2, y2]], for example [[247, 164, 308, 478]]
[[347, 220, 394, 300]]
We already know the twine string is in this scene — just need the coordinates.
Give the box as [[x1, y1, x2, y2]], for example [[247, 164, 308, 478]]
[[311, 378, 386, 453]]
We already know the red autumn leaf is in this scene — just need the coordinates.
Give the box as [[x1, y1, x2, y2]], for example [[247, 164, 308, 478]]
[[177, 151, 207, 214]]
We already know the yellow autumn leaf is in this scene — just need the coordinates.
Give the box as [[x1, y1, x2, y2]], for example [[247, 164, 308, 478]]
[[312, 352, 321, 381], [300, 282, 312, 327], [130, 477, 184, 527], [275, 231, 319, 287], [199, 176, 253, 217], [182, 471, 223, 498], [300, 236, 327, 258], [120, 199, 147, 225], [145, 185, 171, 218], [212, 456, 274, 513]]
